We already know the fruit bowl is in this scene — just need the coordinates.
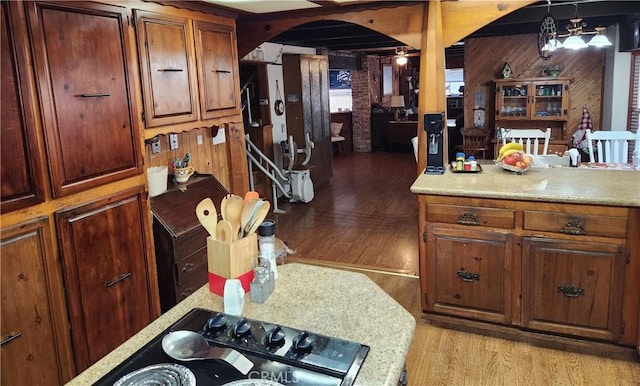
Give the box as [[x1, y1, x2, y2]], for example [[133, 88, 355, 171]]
[[494, 160, 530, 174]]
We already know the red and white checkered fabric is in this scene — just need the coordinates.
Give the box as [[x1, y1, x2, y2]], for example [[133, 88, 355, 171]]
[[577, 105, 592, 131], [572, 105, 593, 150]]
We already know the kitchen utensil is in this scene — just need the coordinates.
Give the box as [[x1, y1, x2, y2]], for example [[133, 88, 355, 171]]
[[195, 198, 217, 238], [216, 219, 234, 243], [244, 191, 259, 203], [222, 194, 244, 237], [161, 331, 253, 375], [239, 198, 261, 238], [245, 201, 271, 237]]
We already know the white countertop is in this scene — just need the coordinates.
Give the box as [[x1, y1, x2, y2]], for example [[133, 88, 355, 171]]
[[411, 164, 640, 207], [66, 263, 415, 386]]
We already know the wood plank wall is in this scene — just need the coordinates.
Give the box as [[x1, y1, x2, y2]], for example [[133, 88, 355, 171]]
[[464, 33, 604, 141], [144, 126, 231, 189]]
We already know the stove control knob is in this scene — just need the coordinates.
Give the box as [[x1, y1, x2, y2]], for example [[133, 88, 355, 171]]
[[265, 326, 286, 349], [292, 331, 313, 354], [232, 318, 252, 339], [205, 313, 227, 333]]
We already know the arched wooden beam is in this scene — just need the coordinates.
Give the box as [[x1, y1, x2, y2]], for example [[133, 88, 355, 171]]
[[236, 4, 425, 57], [441, 0, 538, 47], [237, 1, 536, 57]]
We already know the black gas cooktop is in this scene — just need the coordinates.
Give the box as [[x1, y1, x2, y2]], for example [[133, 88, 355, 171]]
[[95, 308, 369, 386]]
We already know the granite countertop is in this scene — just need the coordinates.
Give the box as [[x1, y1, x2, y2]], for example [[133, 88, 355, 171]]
[[66, 263, 416, 386], [411, 164, 640, 207]]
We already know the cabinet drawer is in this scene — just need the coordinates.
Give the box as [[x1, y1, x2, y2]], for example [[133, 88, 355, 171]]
[[175, 273, 207, 303], [175, 248, 208, 286], [173, 227, 208, 261], [523, 211, 627, 238], [427, 204, 515, 229]]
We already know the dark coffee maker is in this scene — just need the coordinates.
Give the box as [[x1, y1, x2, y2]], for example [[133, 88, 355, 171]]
[[423, 112, 445, 174]]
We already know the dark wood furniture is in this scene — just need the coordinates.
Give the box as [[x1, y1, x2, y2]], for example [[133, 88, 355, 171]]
[[455, 127, 491, 159], [419, 194, 638, 349], [385, 121, 418, 151], [27, 1, 141, 198], [1, 217, 74, 385], [56, 187, 156, 372], [1, 2, 45, 213], [151, 176, 228, 313]]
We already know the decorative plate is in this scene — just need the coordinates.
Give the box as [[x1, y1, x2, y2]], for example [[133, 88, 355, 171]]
[[113, 363, 196, 386], [494, 160, 530, 174]]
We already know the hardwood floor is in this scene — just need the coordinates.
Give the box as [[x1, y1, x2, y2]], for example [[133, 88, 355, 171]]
[[272, 151, 640, 385], [273, 150, 420, 275]]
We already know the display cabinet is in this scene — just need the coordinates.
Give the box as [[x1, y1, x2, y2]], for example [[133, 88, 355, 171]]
[[495, 78, 570, 122]]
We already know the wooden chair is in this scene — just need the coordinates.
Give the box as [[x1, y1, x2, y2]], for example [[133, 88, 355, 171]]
[[411, 136, 418, 162], [456, 127, 491, 159], [586, 129, 639, 163], [500, 128, 551, 155], [330, 122, 347, 155]]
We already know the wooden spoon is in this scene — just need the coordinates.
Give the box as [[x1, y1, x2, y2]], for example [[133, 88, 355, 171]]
[[245, 201, 271, 236], [216, 219, 234, 243], [223, 194, 244, 238], [239, 198, 261, 238], [195, 198, 217, 238]]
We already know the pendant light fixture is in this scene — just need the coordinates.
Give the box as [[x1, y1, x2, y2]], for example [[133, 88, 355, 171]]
[[538, 1, 612, 59]]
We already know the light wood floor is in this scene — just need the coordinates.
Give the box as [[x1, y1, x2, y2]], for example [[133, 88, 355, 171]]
[[276, 151, 639, 385]]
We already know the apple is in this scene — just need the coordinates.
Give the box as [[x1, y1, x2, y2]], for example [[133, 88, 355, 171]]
[[513, 151, 524, 162], [503, 156, 516, 166], [516, 161, 527, 170], [522, 155, 533, 167]]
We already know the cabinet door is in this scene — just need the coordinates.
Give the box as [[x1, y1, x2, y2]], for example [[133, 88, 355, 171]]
[[283, 54, 332, 187], [425, 225, 513, 324], [1, 2, 44, 213], [27, 2, 140, 197], [495, 81, 530, 120], [194, 20, 240, 120], [56, 187, 157, 372], [530, 80, 569, 121], [1, 218, 74, 384], [134, 10, 198, 127], [522, 237, 625, 341]]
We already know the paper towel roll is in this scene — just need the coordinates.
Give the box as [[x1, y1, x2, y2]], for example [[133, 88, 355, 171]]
[[147, 166, 168, 197]]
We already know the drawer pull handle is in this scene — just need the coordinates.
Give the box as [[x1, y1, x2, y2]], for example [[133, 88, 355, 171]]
[[181, 287, 194, 298], [1, 333, 22, 346], [157, 68, 184, 72], [558, 285, 585, 298], [214, 70, 231, 73], [181, 263, 194, 272], [79, 93, 110, 98], [457, 213, 480, 226], [105, 272, 132, 287], [560, 219, 586, 235], [457, 270, 480, 282]]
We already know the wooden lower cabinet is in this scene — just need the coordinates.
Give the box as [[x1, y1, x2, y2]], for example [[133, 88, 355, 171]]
[[1, 218, 74, 384], [522, 238, 625, 341], [419, 195, 638, 349], [56, 187, 159, 372], [426, 225, 513, 324]]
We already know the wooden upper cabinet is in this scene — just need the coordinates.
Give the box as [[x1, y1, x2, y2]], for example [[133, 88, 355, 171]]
[[1, 2, 45, 213], [27, 2, 141, 198], [134, 10, 198, 127], [56, 187, 158, 372], [193, 20, 240, 119]]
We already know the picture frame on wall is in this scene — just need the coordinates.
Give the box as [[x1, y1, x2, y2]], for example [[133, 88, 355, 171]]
[[329, 69, 352, 89]]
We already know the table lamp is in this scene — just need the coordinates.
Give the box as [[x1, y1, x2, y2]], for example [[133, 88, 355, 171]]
[[390, 95, 405, 121]]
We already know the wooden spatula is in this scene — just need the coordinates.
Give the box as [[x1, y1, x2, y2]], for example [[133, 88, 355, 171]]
[[195, 198, 217, 238]]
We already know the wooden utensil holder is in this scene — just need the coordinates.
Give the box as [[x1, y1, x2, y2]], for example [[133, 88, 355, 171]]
[[207, 233, 258, 296]]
